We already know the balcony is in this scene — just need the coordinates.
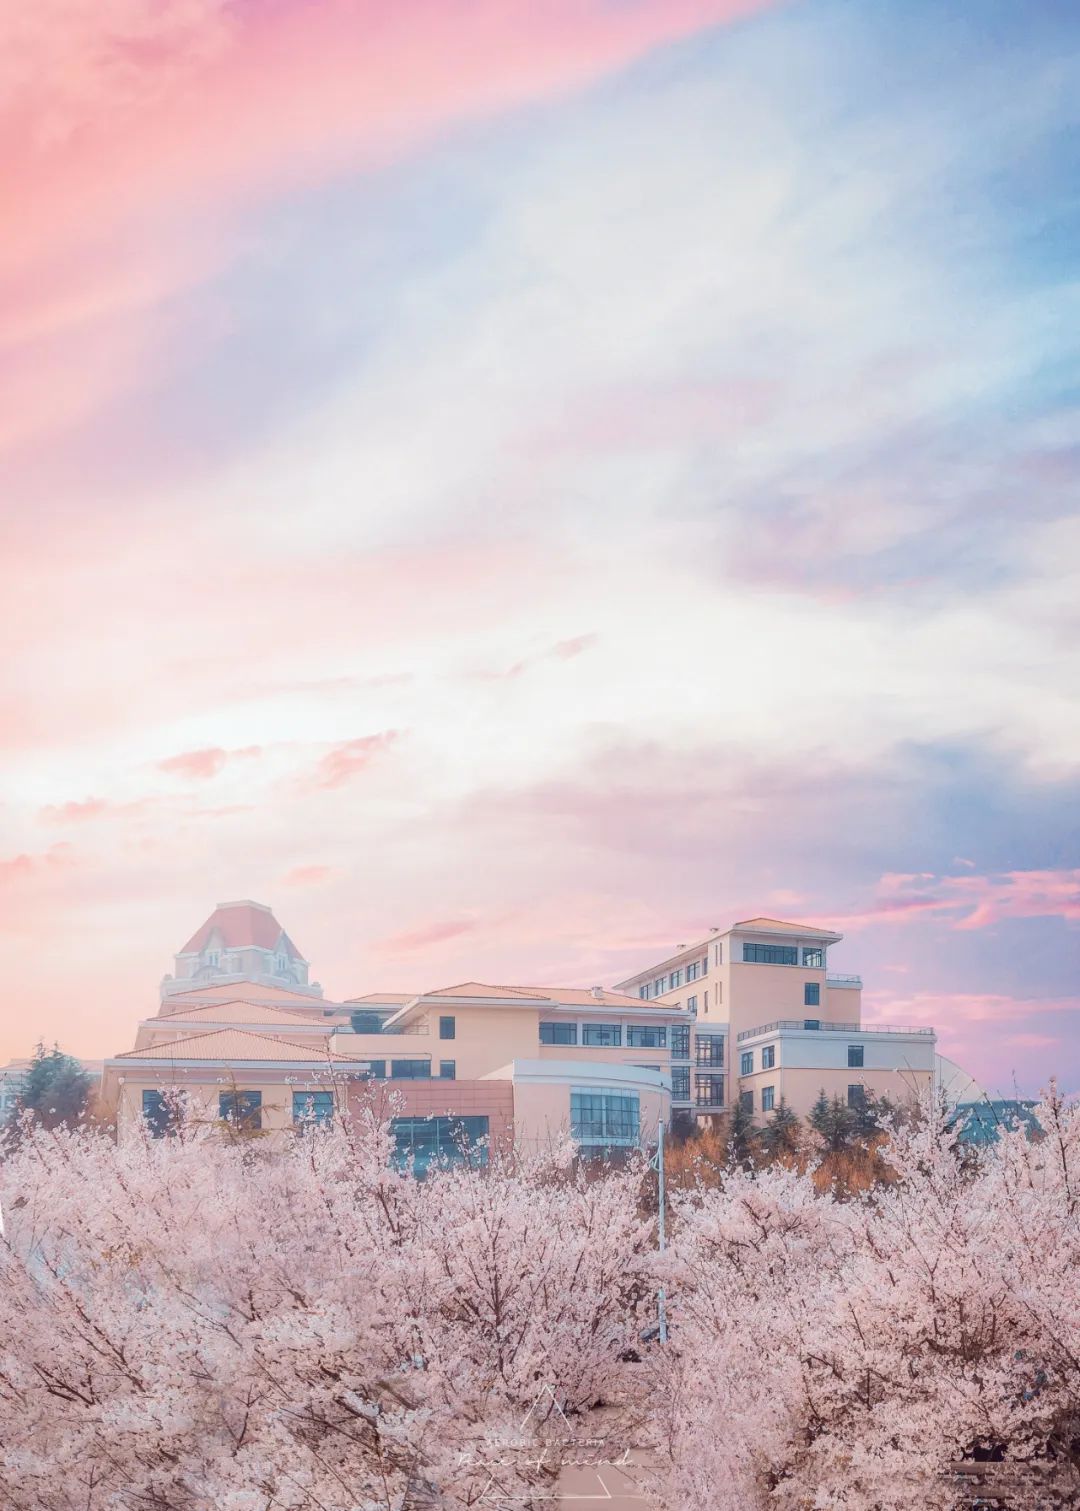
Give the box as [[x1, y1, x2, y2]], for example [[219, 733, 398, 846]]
[[826, 974, 862, 989], [736, 1020, 934, 1042]]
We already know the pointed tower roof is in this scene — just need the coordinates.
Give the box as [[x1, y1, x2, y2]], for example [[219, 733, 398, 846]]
[[178, 901, 305, 961]]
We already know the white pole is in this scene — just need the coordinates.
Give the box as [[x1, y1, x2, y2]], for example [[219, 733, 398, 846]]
[[657, 1114, 668, 1344]]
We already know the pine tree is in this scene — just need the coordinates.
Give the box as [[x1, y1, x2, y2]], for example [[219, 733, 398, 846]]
[[809, 1088, 830, 1135], [760, 1098, 801, 1161], [724, 1096, 757, 1167], [6, 1043, 91, 1133]]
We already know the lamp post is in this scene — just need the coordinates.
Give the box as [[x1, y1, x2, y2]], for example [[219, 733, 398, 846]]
[[655, 1114, 668, 1344]]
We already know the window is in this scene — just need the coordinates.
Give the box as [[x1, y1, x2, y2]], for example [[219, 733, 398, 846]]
[[571, 1089, 640, 1147], [686, 961, 699, 983], [365, 1060, 386, 1080], [652, 977, 667, 996], [350, 1010, 384, 1034], [695, 1074, 725, 1107], [141, 1090, 172, 1138], [219, 1091, 262, 1132], [439, 1015, 456, 1040], [670, 1023, 691, 1059], [740, 1090, 754, 1113], [761, 1086, 775, 1113], [804, 982, 820, 1007], [701, 955, 708, 975], [669, 968, 683, 989], [276, 953, 287, 973], [390, 1059, 431, 1080], [847, 1084, 867, 1109], [697, 1036, 724, 1067], [392, 1115, 489, 1176], [292, 1090, 333, 1127], [672, 1066, 691, 1100], [743, 943, 798, 965], [206, 950, 220, 967], [803, 948, 823, 968], [740, 1051, 753, 1076], [627, 1025, 666, 1048], [581, 1023, 621, 1047], [638, 985, 649, 1000], [762, 1045, 775, 1070], [539, 1022, 578, 1046], [848, 1045, 864, 1068], [439, 1061, 456, 1081], [803, 1019, 821, 1032], [703, 990, 709, 1012], [686, 994, 698, 1013], [714, 943, 723, 965]]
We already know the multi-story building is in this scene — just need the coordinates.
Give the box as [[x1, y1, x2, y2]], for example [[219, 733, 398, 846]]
[[614, 916, 937, 1124]]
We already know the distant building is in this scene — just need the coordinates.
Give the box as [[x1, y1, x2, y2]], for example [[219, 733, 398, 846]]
[[948, 1099, 1042, 1147], [161, 900, 323, 1002]]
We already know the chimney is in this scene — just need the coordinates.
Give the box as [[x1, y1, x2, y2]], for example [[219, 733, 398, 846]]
[[590, 986, 604, 1000]]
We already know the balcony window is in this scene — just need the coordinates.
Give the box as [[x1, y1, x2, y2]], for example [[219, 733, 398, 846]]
[[762, 1045, 775, 1070], [803, 948, 823, 968], [761, 1086, 775, 1113], [672, 1067, 691, 1100], [570, 1089, 640, 1147], [740, 1051, 753, 1076], [686, 961, 699, 983], [695, 1075, 725, 1107], [439, 1061, 456, 1081], [671, 1024, 691, 1060], [848, 1045, 864, 1068], [219, 1091, 262, 1132], [670, 968, 683, 989], [627, 1025, 666, 1048], [743, 943, 798, 965], [696, 1036, 724, 1067], [848, 1084, 867, 1109], [391, 1059, 431, 1080], [439, 1015, 456, 1041], [292, 1090, 333, 1127], [740, 1090, 754, 1113], [539, 1022, 578, 1046], [581, 1023, 621, 1047], [804, 982, 821, 1007], [392, 1115, 489, 1176]]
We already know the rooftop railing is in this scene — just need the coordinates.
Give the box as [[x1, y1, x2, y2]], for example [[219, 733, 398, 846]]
[[826, 974, 862, 987], [737, 1019, 934, 1042]]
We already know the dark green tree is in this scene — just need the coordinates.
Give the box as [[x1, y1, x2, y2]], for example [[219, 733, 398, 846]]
[[760, 1098, 801, 1161], [724, 1096, 757, 1167], [811, 1093, 858, 1154], [5, 1043, 91, 1132]]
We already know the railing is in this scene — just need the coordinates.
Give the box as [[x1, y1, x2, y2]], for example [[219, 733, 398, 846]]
[[826, 974, 862, 987], [737, 1019, 934, 1042]]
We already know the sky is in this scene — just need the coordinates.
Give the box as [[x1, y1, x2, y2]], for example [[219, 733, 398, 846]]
[[2, 0, 1077, 1096]]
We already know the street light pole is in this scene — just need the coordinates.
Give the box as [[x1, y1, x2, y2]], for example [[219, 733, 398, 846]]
[[656, 1114, 668, 1344]]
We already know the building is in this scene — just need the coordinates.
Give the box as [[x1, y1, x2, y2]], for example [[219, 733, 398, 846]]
[[613, 916, 937, 1125], [160, 900, 323, 1002]]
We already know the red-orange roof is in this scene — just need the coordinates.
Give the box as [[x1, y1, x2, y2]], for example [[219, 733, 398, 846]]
[[155, 1002, 330, 1029], [178, 901, 303, 959], [734, 916, 840, 937], [116, 1030, 365, 1064]]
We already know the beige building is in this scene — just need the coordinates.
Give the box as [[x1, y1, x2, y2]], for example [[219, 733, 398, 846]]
[[613, 916, 936, 1124]]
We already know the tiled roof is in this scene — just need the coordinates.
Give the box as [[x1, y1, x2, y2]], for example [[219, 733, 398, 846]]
[[116, 1030, 365, 1064], [178, 901, 303, 959], [734, 916, 840, 936], [344, 992, 413, 1005], [155, 1002, 330, 1029], [164, 981, 325, 1008], [527, 985, 647, 1008], [426, 982, 547, 1000]]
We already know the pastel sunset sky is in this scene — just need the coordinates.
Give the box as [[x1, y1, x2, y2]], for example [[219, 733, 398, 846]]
[[2, 0, 1077, 1095]]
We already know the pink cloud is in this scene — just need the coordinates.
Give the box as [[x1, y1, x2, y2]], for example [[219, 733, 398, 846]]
[[312, 732, 401, 791], [282, 865, 338, 889], [158, 746, 262, 781], [376, 918, 480, 954], [834, 869, 1080, 932], [38, 797, 109, 824]]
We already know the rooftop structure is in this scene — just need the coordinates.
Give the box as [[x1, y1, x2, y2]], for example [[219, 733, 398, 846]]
[[161, 900, 323, 1001]]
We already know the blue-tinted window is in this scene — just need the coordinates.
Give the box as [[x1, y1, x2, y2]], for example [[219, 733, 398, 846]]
[[582, 1023, 621, 1047], [365, 1060, 386, 1079], [219, 1091, 262, 1131], [802, 948, 823, 967], [762, 1045, 775, 1070], [391, 1059, 431, 1080], [669, 969, 683, 989], [848, 1045, 864, 1068], [439, 1060, 456, 1080], [743, 943, 798, 965], [626, 1025, 666, 1048], [686, 994, 698, 1013], [695, 1075, 724, 1107], [697, 1036, 724, 1067], [740, 1051, 753, 1076], [672, 1066, 691, 1100], [804, 982, 820, 1007], [142, 1089, 172, 1138], [570, 1089, 639, 1147], [686, 961, 699, 982], [439, 1016, 456, 1040], [350, 1010, 384, 1034], [761, 1086, 775, 1113], [740, 1090, 754, 1113], [292, 1090, 333, 1126], [391, 1115, 489, 1176], [539, 1022, 577, 1045], [670, 1023, 691, 1059]]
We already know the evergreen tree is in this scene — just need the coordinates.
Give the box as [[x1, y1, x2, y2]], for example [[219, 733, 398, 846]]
[[760, 1098, 801, 1161], [809, 1088, 830, 1136], [724, 1096, 757, 1167], [5, 1043, 91, 1132]]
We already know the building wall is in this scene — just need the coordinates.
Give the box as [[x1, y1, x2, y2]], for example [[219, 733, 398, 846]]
[[740, 1065, 934, 1120], [346, 1079, 516, 1153], [109, 1068, 352, 1135]]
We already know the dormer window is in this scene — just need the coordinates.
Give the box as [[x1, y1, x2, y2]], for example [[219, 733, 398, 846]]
[[206, 950, 220, 967], [276, 953, 287, 973]]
